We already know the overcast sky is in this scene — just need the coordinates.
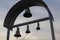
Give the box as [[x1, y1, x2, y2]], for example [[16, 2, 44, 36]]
[[0, 0, 60, 40]]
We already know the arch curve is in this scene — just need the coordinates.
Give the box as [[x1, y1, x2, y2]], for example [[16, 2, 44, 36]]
[[3, 0, 54, 29]]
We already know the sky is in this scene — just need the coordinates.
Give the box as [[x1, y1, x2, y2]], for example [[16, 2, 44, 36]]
[[0, 0, 60, 40]]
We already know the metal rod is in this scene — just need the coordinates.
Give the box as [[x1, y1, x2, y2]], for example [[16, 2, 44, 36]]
[[50, 20, 55, 40], [12, 17, 50, 28], [6, 29, 10, 40]]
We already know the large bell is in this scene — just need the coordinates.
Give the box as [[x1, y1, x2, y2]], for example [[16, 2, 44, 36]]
[[23, 8, 32, 18], [36, 22, 40, 30], [14, 27, 21, 37], [25, 25, 31, 34]]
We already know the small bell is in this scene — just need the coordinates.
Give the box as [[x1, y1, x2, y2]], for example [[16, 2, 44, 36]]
[[36, 22, 40, 30], [25, 25, 31, 34], [14, 27, 21, 37], [23, 8, 32, 18]]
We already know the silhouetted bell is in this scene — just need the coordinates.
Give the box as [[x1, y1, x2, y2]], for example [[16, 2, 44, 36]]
[[23, 8, 32, 18], [14, 27, 21, 37], [25, 25, 31, 34], [36, 22, 40, 30]]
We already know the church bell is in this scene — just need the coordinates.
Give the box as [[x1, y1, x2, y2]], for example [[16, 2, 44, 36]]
[[25, 25, 31, 34], [14, 27, 21, 37], [36, 22, 40, 30], [23, 8, 32, 18]]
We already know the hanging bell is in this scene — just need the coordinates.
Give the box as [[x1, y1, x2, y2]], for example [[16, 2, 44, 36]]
[[36, 22, 40, 30], [23, 8, 32, 18], [14, 27, 21, 37], [25, 25, 31, 34]]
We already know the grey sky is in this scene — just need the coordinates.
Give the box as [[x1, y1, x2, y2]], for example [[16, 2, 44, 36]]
[[0, 0, 60, 40]]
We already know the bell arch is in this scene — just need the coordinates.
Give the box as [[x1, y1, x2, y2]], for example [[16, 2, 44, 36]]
[[4, 0, 54, 29]]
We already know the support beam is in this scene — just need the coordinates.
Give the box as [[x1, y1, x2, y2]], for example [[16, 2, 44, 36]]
[[6, 29, 10, 40], [11, 17, 50, 28], [50, 20, 55, 40]]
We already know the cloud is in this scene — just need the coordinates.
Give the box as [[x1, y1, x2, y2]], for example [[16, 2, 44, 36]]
[[0, 0, 20, 9], [0, 36, 6, 40]]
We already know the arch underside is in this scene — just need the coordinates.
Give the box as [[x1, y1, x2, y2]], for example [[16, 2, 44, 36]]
[[3, 0, 54, 29]]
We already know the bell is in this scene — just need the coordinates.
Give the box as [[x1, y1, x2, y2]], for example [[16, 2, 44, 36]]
[[25, 25, 31, 34], [36, 22, 40, 30], [23, 8, 32, 18], [14, 27, 21, 37]]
